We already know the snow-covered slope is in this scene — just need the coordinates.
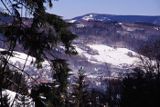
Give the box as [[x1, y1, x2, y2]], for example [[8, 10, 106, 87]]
[[0, 42, 140, 82], [0, 48, 52, 84], [2, 89, 16, 106], [2, 89, 34, 107], [76, 44, 138, 66], [0, 44, 141, 106]]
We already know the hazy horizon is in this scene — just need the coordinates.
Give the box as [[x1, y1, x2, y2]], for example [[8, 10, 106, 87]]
[[47, 0, 160, 19], [67, 12, 160, 19], [0, 0, 159, 19]]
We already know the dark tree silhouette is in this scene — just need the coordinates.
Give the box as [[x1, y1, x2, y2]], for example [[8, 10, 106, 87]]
[[50, 59, 71, 107], [120, 40, 160, 107], [71, 68, 90, 107], [120, 67, 160, 107], [0, 0, 77, 106]]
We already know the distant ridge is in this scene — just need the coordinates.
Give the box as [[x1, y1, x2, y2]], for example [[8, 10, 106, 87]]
[[69, 13, 160, 25]]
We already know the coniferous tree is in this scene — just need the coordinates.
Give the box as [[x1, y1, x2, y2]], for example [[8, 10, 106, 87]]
[[120, 67, 160, 107], [71, 68, 90, 107], [0, 0, 77, 106], [31, 83, 53, 107], [50, 59, 71, 107], [119, 41, 160, 107]]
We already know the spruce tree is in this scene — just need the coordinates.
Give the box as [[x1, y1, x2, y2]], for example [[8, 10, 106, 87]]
[[0, 0, 77, 106], [71, 68, 90, 107], [50, 59, 71, 107]]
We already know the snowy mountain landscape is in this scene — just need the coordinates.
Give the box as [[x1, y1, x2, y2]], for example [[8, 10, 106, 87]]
[[0, 12, 160, 106], [0, 13, 159, 95], [67, 13, 160, 76], [1, 0, 160, 106], [0, 13, 160, 83]]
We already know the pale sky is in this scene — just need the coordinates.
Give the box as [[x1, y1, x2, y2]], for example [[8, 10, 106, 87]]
[[0, 0, 159, 19], [47, 0, 160, 19]]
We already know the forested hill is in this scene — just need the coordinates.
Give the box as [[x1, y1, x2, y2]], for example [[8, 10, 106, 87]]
[[69, 13, 160, 52], [69, 13, 160, 25]]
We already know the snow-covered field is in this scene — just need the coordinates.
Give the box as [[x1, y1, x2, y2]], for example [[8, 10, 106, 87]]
[[0, 43, 140, 82], [75, 44, 139, 66]]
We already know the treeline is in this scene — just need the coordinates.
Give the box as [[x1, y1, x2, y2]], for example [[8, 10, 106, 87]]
[[2, 64, 160, 107]]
